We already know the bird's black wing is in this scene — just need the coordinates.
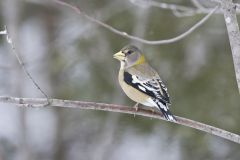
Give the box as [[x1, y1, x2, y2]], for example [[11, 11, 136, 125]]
[[124, 71, 171, 104]]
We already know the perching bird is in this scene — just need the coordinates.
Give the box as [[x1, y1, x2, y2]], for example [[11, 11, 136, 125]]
[[113, 45, 176, 122]]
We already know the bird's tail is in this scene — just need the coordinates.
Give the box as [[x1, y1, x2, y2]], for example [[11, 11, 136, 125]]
[[153, 99, 177, 122]]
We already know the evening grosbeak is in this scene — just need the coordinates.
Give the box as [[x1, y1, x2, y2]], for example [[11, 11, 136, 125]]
[[113, 45, 176, 122]]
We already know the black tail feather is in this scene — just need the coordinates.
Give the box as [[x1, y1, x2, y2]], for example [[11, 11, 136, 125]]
[[153, 99, 177, 122], [159, 107, 177, 122]]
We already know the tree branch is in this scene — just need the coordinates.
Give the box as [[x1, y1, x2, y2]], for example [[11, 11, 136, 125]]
[[53, 0, 218, 45], [131, 0, 240, 17], [191, 0, 205, 9], [131, 0, 216, 17], [0, 96, 239, 144], [1, 26, 50, 101], [221, 0, 240, 93]]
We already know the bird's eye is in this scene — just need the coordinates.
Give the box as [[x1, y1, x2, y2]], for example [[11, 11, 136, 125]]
[[126, 50, 132, 55]]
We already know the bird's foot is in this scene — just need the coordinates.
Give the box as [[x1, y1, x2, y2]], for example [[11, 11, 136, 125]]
[[133, 103, 139, 118], [133, 103, 139, 111]]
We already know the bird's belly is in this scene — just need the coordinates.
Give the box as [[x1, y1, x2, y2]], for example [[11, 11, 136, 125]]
[[119, 80, 155, 107]]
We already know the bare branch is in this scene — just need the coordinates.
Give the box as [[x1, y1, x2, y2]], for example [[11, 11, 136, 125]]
[[0, 96, 239, 144], [131, 0, 221, 17], [130, 0, 194, 11], [221, 0, 240, 93], [53, 0, 217, 45], [191, 0, 205, 9], [131, 0, 240, 17], [2, 26, 50, 102], [206, 0, 240, 12]]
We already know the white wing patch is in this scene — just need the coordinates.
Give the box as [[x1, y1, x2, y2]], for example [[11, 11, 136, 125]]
[[132, 75, 142, 84], [138, 85, 146, 92]]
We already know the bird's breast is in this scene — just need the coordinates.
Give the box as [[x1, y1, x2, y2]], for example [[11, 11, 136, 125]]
[[118, 69, 154, 106]]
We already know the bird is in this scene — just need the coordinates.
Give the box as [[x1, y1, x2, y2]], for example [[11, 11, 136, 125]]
[[113, 45, 176, 122]]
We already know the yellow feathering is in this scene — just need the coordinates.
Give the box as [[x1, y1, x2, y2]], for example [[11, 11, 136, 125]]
[[135, 54, 146, 65]]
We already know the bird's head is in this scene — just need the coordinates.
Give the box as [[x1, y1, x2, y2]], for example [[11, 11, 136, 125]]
[[113, 45, 146, 68]]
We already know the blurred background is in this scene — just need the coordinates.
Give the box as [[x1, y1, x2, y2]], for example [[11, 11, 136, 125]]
[[0, 0, 240, 159]]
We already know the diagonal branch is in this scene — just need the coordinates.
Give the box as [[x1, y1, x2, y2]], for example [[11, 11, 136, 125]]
[[0, 96, 239, 144], [191, 0, 205, 9], [221, 0, 240, 94], [53, 0, 218, 45]]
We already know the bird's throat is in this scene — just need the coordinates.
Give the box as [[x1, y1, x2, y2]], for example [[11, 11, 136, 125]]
[[120, 61, 125, 69]]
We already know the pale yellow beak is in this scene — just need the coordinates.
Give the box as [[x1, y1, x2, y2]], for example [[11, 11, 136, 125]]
[[113, 51, 125, 61]]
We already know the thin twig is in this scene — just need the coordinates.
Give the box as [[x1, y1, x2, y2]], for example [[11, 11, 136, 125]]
[[0, 96, 239, 144], [132, 0, 240, 17], [2, 26, 50, 103], [131, 0, 194, 12], [191, 0, 205, 9], [131, 0, 222, 17], [53, 0, 218, 45], [131, 0, 207, 17]]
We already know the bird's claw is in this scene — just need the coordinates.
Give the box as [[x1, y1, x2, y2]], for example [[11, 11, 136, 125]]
[[133, 103, 139, 111], [133, 103, 139, 118]]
